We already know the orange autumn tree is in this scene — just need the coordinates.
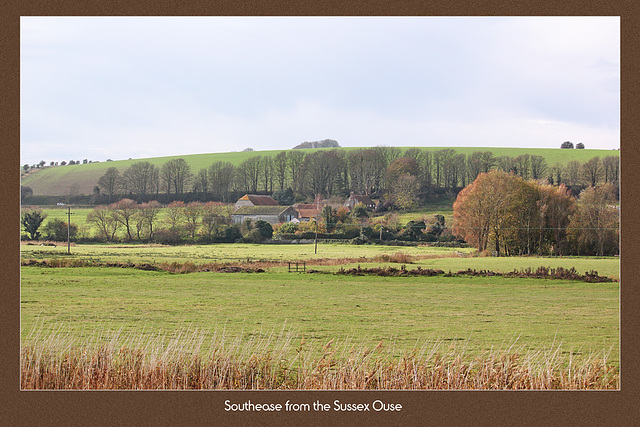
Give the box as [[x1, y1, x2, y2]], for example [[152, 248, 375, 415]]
[[452, 171, 524, 255], [453, 171, 577, 256]]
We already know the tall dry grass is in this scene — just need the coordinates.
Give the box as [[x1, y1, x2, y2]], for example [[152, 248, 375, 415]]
[[21, 327, 618, 390], [373, 251, 415, 264]]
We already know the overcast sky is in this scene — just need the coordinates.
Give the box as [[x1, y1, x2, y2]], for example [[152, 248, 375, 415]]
[[20, 16, 620, 165]]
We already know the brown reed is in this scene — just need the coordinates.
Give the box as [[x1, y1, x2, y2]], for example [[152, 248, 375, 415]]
[[20, 327, 618, 390]]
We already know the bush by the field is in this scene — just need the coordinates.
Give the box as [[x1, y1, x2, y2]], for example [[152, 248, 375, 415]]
[[335, 265, 616, 283]]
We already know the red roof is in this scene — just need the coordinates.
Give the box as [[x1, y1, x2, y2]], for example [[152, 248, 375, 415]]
[[298, 208, 321, 219], [349, 194, 374, 205], [238, 194, 278, 206]]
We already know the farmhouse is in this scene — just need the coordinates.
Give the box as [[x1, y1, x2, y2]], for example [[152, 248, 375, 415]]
[[344, 193, 375, 210], [293, 203, 321, 222], [234, 194, 278, 210], [231, 205, 298, 225]]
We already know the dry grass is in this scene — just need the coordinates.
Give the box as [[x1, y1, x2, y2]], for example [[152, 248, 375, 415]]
[[373, 251, 415, 264], [21, 327, 618, 390], [20, 252, 452, 273], [21, 240, 77, 247]]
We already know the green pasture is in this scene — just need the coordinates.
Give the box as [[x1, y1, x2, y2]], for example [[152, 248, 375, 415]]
[[21, 146, 618, 197], [20, 242, 619, 279], [20, 266, 620, 365], [31, 207, 95, 226], [20, 242, 475, 265]]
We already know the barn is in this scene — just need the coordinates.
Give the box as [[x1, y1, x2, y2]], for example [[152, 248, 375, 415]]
[[231, 205, 298, 225], [234, 194, 278, 210]]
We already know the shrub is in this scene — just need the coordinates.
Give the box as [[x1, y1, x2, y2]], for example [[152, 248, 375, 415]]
[[242, 229, 266, 243], [216, 225, 242, 243], [21, 209, 47, 240], [42, 219, 78, 242], [275, 222, 298, 237], [422, 233, 437, 242], [399, 220, 426, 241], [153, 230, 184, 245], [254, 220, 273, 239], [350, 235, 369, 245], [437, 230, 455, 242]]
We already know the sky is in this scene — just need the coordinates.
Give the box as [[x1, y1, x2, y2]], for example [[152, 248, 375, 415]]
[[20, 16, 620, 165]]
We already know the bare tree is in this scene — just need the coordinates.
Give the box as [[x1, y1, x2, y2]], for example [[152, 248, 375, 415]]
[[432, 149, 458, 190], [513, 154, 531, 180], [201, 202, 232, 240], [193, 168, 209, 194], [111, 198, 138, 241], [287, 150, 306, 195], [566, 161, 581, 186], [373, 146, 402, 166], [123, 162, 159, 197], [87, 206, 120, 241], [466, 152, 485, 184], [304, 150, 343, 197], [496, 156, 516, 174], [568, 184, 618, 255], [529, 155, 548, 180], [348, 149, 386, 196], [208, 161, 235, 202], [236, 156, 262, 194], [161, 158, 193, 195], [273, 151, 288, 191], [602, 156, 619, 185], [549, 163, 563, 185], [164, 201, 185, 236], [97, 167, 122, 201], [445, 153, 466, 189], [262, 156, 273, 194], [136, 201, 162, 240], [581, 157, 603, 187], [183, 202, 203, 239]]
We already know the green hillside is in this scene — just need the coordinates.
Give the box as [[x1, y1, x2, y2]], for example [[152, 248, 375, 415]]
[[21, 146, 618, 198]]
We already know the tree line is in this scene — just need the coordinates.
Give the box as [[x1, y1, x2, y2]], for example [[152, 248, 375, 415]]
[[93, 148, 620, 205], [453, 171, 619, 256], [22, 170, 619, 255]]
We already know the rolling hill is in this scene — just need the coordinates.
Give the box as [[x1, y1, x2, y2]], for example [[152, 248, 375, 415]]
[[21, 146, 618, 198]]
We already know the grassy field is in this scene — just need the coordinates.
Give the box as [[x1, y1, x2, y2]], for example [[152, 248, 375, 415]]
[[21, 146, 618, 197], [21, 266, 619, 365], [20, 242, 475, 265], [20, 242, 620, 280], [20, 240, 620, 389]]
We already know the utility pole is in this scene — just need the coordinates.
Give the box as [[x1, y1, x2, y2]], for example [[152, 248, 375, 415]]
[[314, 193, 319, 254], [314, 217, 318, 254], [67, 206, 74, 254]]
